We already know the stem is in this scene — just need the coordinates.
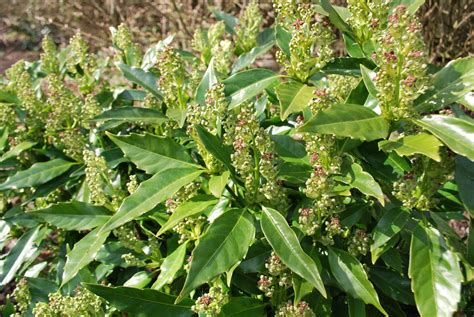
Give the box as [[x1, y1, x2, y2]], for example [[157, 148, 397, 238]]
[[225, 184, 244, 207]]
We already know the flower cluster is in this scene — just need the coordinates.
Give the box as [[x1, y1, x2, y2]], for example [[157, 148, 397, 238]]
[[11, 278, 31, 315], [373, 5, 428, 120], [32, 288, 103, 316], [67, 33, 98, 94], [319, 216, 344, 246], [192, 286, 228, 316], [83, 149, 108, 205], [40, 36, 60, 74], [348, 229, 370, 257], [276, 301, 315, 317], [111, 24, 142, 67], [346, 0, 390, 43], [113, 223, 145, 253], [275, 4, 334, 82], [258, 252, 291, 297], [235, 0, 262, 53]]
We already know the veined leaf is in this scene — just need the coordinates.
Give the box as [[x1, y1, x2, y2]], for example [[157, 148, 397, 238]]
[[261, 207, 326, 297], [232, 41, 274, 74], [0, 141, 36, 163], [152, 242, 188, 290], [0, 159, 75, 191], [455, 156, 474, 217], [337, 161, 384, 205], [415, 115, 474, 161], [30, 201, 111, 231], [276, 81, 315, 120], [156, 195, 218, 237], [177, 209, 255, 302], [85, 284, 194, 317], [91, 107, 167, 125], [409, 225, 462, 317], [223, 69, 279, 109], [108, 133, 200, 174], [328, 247, 387, 315], [117, 63, 163, 100], [378, 133, 443, 162], [195, 59, 218, 106], [298, 104, 389, 141], [371, 208, 410, 263]]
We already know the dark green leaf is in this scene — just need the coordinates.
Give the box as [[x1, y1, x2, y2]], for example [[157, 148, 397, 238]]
[[195, 59, 218, 106], [275, 26, 291, 57], [455, 156, 474, 217], [370, 267, 414, 305], [117, 63, 163, 100], [91, 107, 167, 125], [219, 297, 266, 317], [195, 125, 235, 173]]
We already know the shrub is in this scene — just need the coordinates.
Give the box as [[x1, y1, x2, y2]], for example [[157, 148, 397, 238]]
[[0, 0, 473, 316]]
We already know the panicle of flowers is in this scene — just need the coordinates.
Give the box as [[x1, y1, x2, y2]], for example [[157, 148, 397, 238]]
[[319, 216, 344, 246], [174, 216, 207, 244], [0, 102, 16, 135], [273, 0, 298, 29], [165, 182, 201, 214], [81, 95, 102, 128], [126, 174, 139, 194], [348, 229, 370, 257], [83, 149, 108, 205], [10, 278, 31, 315], [143, 94, 162, 110], [373, 5, 428, 120], [192, 286, 228, 316], [310, 75, 358, 114], [111, 23, 142, 67], [298, 207, 320, 236], [235, 0, 263, 53], [32, 288, 103, 316], [275, 3, 335, 82], [346, 0, 390, 43], [67, 33, 98, 94], [113, 222, 145, 253], [258, 252, 291, 297], [212, 39, 233, 74], [40, 36, 60, 74], [276, 301, 316, 317]]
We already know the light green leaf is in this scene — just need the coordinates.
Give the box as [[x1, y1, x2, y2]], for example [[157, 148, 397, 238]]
[[223, 69, 279, 109], [85, 284, 194, 317], [209, 171, 230, 198], [117, 63, 163, 100], [195, 59, 218, 106], [415, 115, 474, 161], [108, 133, 200, 174], [371, 208, 410, 263], [124, 271, 153, 289], [261, 206, 326, 297], [455, 156, 474, 217], [276, 81, 315, 120], [409, 225, 462, 317], [328, 247, 387, 315], [177, 209, 255, 302], [156, 195, 217, 237], [378, 133, 443, 162], [337, 162, 384, 205], [415, 57, 474, 112], [0, 141, 36, 163], [0, 159, 75, 191], [232, 41, 274, 74], [91, 107, 167, 125], [152, 242, 188, 290], [298, 104, 389, 141], [360, 65, 378, 97], [30, 201, 111, 231], [141, 35, 174, 71]]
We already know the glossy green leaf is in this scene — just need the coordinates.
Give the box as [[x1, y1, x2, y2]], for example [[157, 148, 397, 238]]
[[298, 104, 389, 141], [62, 227, 110, 285], [209, 171, 230, 197], [261, 207, 326, 297], [415, 115, 474, 161], [152, 242, 188, 290], [30, 201, 111, 231], [0, 159, 75, 191], [195, 59, 218, 106], [328, 247, 386, 315], [276, 81, 315, 120], [370, 267, 414, 305], [415, 57, 474, 112], [232, 41, 274, 74], [337, 162, 384, 204], [156, 195, 217, 236], [124, 271, 153, 288], [455, 156, 474, 217], [85, 284, 194, 317], [371, 208, 410, 263], [219, 297, 266, 317], [91, 107, 167, 125], [141, 35, 174, 71], [195, 125, 235, 173], [108, 133, 200, 174], [0, 227, 41, 285], [378, 133, 443, 162], [275, 26, 291, 57], [320, 0, 353, 35], [117, 63, 163, 100], [322, 58, 375, 77], [409, 225, 462, 317], [0, 141, 36, 163], [360, 65, 379, 97], [177, 209, 255, 302], [223, 69, 279, 109]]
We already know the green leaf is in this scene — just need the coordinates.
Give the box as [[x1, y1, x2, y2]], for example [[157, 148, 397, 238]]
[[371, 208, 410, 263], [0, 227, 41, 285], [370, 267, 414, 305], [378, 133, 443, 162], [30, 201, 111, 231], [455, 156, 474, 217], [91, 107, 167, 125], [360, 65, 379, 97], [415, 57, 474, 112], [195, 125, 235, 173], [298, 104, 389, 141], [0, 141, 36, 163], [232, 41, 274, 74], [62, 227, 110, 285], [409, 225, 462, 317], [320, 0, 353, 35], [278, 161, 313, 184], [102, 168, 203, 232], [223, 69, 279, 109], [0, 159, 75, 191], [322, 58, 376, 77], [84, 284, 194, 317], [177, 209, 255, 302], [328, 247, 386, 315], [337, 162, 384, 205], [261, 207, 326, 297], [276, 81, 315, 120], [219, 297, 266, 317], [415, 115, 474, 161], [209, 171, 230, 197], [389, 0, 427, 15], [195, 59, 218, 106], [117, 63, 163, 100], [124, 271, 153, 288], [108, 133, 200, 174], [152, 242, 188, 290], [211, 9, 238, 35], [156, 195, 217, 237], [275, 26, 291, 57]]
